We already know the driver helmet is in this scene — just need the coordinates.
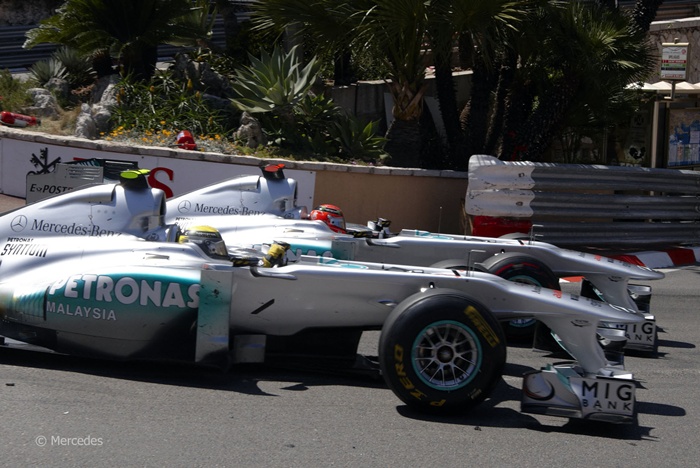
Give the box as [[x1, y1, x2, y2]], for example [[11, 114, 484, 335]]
[[309, 204, 346, 233], [178, 225, 228, 259]]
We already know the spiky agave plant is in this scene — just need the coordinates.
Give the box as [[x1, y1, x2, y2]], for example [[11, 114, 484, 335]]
[[229, 45, 321, 121]]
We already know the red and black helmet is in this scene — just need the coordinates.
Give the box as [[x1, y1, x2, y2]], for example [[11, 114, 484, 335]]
[[309, 204, 346, 233]]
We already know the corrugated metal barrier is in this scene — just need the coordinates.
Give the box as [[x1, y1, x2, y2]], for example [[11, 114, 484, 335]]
[[466, 154, 700, 248]]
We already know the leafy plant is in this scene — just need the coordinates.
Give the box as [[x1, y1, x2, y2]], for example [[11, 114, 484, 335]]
[[111, 70, 238, 137], [29, 58, 68, 87], [24, 0, 214, 81], [0, 69, 35, 112], [53, 47, 95, 87], [229, 45, 321, 115], [228, 45, 386, 162], [332, 115, 388, 162]]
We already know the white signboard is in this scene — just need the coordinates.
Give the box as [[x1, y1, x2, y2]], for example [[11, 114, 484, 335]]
[[0, 138, 315, 209], [661, 43, 689, 80]]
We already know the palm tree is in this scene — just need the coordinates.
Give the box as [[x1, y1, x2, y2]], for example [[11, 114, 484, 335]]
[[24, 0, 214, 81], [427, 0, 530, 168], [252, 0, 431, 167], [500, 2, 655, 161]]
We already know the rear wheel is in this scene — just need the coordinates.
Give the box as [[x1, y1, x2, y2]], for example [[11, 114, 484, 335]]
[[379, 290, 506, 414], [480, 253, 560, 341]]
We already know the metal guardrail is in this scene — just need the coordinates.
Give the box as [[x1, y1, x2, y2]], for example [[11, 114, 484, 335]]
[[0, 25, 58, 71], [0, 4, 245, 71], [466, 154, 700, 248]]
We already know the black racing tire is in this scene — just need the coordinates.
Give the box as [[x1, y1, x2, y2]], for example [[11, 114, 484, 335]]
[[480, 253, 560, 341], [379, 290, 507, 414]]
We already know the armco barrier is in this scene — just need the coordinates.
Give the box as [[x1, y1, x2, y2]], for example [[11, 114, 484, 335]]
[[466, 154, 700, 248]]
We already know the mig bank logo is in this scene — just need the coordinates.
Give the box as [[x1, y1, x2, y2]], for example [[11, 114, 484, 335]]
[[10, 215, 28, 232]]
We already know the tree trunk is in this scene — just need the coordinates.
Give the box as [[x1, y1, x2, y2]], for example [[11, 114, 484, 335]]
[[429, 21, 466, 169], [384, 118, 422, 168], [215, 0, 241, 55], [484, 49, 517, 155], [512, 77, 580, 161], [460, 55, 497, 167], [632, 0, 663, 31], [498, 79, 536, 161]]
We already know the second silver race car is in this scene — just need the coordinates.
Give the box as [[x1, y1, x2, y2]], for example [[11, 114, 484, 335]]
[[0, 170, 648, 423]]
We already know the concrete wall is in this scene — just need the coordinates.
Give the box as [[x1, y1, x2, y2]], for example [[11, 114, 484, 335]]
[[0, 126, 469, 234], [313, 169, 468, 235], [326, 71, 473, 133]]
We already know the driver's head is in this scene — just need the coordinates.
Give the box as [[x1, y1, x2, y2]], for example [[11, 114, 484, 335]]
[[309, 204, 346, 233], [178, 225, 228, 259]]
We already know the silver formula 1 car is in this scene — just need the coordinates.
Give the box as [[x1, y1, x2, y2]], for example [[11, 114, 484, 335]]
[[162, 165, 662, 352], [0, 172, 644, 422], [6, 163, 663, 352]]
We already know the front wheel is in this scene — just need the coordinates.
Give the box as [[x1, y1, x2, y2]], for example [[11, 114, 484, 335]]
[[480, 253, 560, 341], [379, 290, 507, 414]]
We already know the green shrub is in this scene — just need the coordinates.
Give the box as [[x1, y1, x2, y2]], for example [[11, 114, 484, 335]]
[[52, 47, 95, 87], [110, 70, 238, 137], [29, 58, 68, 87], [0, 69, 35, 112], [229, 46, 387, 162]]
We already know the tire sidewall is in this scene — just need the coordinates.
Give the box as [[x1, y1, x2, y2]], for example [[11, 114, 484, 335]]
[[379, 290, 506, 413], [482, 254, 560, 339]]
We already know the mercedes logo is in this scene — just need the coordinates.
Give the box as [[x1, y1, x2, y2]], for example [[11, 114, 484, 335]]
[[178, 200, 191, 213], [10, 215, 28, 232]]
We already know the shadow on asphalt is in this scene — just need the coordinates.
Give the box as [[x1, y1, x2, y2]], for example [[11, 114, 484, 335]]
[[0, 346, 686, 439]]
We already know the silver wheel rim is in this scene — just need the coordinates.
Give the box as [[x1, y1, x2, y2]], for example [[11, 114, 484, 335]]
[[412, 320, 482, 390]]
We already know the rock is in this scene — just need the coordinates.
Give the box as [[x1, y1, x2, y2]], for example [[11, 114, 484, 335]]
[[91, 75, 119, 106], [74, 103, 97, 139], [92, 104, 112, 134], [23, 88, 58, 118], [45, 77, 71, 103], [234, 112, 266, 148]]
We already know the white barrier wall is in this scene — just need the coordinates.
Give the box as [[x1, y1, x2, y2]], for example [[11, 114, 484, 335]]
[[0, 127, 470, 233], [0, 131, 316, 209]]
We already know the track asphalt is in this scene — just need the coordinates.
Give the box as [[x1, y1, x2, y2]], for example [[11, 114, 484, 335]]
[[1, 193, 697, 269]]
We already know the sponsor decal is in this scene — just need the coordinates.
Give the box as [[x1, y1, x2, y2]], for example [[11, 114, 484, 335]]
[[1, 238, 48, 257], [46, 274, 200, 320], [193, 203, 267, 216], [394, 345, 431, 402], [574, 377, 635, 417], [26, 219, 122, 237], [177, 200, 192, 213], [28, 183, 73, 196], [46, 301, 117, 321], [613, 320, 656, 345], [147, 167, 174, 198], [27, 147, 60, 175], [10, 215, 28, 232], [464, 305, 500, 347]]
